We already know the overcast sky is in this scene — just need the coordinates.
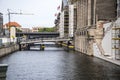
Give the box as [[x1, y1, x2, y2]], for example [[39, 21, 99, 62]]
[[0, 0, 61, 28]]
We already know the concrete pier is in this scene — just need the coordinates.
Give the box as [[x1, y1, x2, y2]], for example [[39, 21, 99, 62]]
[[0, 64, 8, 80]]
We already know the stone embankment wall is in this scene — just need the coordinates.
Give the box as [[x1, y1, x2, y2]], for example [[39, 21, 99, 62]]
[[0, 44, 19, 57]]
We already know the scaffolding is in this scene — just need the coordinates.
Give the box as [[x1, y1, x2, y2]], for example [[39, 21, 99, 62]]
[[112, 24, 120, 59]]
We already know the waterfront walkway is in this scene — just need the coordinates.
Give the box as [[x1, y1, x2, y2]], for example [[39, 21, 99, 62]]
[[0, 48, 120, 80]]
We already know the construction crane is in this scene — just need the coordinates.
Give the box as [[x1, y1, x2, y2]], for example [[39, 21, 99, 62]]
[[7, 9, 34, 27], [7, 9, 34, 40]]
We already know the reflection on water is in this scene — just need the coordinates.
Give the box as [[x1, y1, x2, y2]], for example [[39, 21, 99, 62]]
[[30, 47, 64, 51], [0, 47, 120, 80]]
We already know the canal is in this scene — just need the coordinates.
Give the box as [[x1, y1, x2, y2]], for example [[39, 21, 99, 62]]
[[0, 47, 120, 80]]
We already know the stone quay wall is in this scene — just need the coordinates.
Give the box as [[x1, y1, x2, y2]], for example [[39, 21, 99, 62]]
[[0, 44, 19, 57]]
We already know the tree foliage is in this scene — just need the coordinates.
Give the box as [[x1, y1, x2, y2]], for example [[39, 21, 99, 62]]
[[38, 27, 55, 32], [16, 28, 22, 32]]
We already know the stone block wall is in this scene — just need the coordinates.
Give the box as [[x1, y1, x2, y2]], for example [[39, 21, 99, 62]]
[[0, 44, 19, 57]]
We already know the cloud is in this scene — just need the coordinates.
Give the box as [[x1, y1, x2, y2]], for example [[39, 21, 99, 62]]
[[0, 0, 61, 28]]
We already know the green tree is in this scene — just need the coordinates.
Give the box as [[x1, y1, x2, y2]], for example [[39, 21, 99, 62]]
[[16, 28, 22, 32], [38, 27, 55, 32]]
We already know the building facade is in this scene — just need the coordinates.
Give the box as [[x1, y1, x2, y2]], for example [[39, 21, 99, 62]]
[[0, 13, 3, 36], [54, 13, 60, 32], [57, 0, 69, 38], [4, 22, 22, 37], [117, 0, 120, 18], [68, 4, 77, 38], [21, 28, 31, 32], [59, 12, 65, 38], [69, 0, 117, 55], [56, 0, 117, 55], [32, 27, 41, 32]]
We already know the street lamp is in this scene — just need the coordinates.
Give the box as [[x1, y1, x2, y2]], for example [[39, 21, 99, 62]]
[[7, 9, 11, 38]]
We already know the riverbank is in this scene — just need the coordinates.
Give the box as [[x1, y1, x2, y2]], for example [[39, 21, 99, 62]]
[[0, 44, 19, 58]]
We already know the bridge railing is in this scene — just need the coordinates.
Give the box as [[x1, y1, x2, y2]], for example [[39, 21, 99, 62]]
[[20, 38, 71, 44], [21, 38, 60, 42]]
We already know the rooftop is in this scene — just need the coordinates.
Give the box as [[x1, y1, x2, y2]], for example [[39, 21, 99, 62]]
[[4, 22, 21, 27]]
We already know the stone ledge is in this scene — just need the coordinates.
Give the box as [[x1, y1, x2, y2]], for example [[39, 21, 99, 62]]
[[94, 54, 120, 66], [0, 64, 8, 67], [0, 64, 8, 80]]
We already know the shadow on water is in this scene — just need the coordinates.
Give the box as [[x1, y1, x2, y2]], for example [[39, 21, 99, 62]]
[[0, 47, 120, 80]]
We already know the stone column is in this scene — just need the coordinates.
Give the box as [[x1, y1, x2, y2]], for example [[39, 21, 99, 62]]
[[93, 0, 97, 25], [88, 0, 92, 26]]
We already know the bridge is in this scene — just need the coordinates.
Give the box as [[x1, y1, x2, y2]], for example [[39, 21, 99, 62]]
[[16, 32, 59, 39], [20, 38, 71, 44], [16, 32, 72, 51], [19, 38, 72, 51]]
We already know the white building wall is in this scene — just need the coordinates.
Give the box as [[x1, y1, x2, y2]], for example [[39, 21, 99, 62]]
[[59, 11, 64, 38], [0, 38, 10, 43], [101, 22, 112, 55], [69, 5, 74, 37], [10, 27, 16, 42]]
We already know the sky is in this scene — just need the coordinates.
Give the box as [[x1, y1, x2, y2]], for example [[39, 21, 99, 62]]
[[0, 0, 61, 28]]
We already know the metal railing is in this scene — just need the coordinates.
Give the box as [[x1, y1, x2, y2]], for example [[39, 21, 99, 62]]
[[20, 38, 71, 44]]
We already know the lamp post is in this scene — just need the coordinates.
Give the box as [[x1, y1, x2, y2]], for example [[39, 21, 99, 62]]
[[7, 9, 10, 28], [7, 9, 11, 44]]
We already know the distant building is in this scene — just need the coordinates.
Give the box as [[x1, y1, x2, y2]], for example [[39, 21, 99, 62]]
[[54, 0, 70, 38], [68, 2, 77, 38], [59, 0, 69, 38], [21, 28, 31, 32], [0, 13, 3, 36], [59, 11, 65, 38], [4, 22, 22, 30], [54, 12, 60, 32], [3, 22, 22, 37], [32, 27, 42, 32]]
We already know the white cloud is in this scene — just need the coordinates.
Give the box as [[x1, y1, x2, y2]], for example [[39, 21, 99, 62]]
[[0, 0, 62, 28]]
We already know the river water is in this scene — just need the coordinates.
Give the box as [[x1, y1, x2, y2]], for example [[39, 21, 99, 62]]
[[0, 47, 120, 80]]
